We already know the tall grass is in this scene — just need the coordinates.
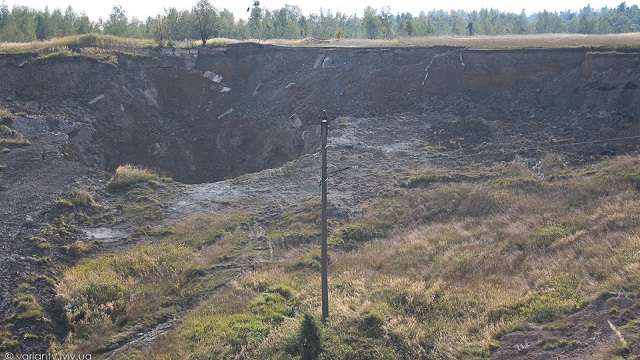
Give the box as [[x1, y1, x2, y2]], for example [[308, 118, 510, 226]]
[[106, 164, 160, 191], [54, 210, 252, 354], [0, 33, 155, 54], [143, 155, 640, 359]]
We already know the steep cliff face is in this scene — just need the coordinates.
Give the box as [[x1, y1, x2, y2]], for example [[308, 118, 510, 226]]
[[1, 44, 639, 182]]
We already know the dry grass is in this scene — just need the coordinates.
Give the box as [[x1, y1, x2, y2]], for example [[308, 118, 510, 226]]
[[0, 33, 155, 54], [106, 164, 159, 191], [53, 209, 254, 354], [267, 33, 640, 50], [2, 33, 640, 56], [141, 155, 640, 359]]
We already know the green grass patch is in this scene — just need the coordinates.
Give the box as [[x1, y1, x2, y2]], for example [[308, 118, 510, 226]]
[[0, 138, 30, 147], [0, 125, 17, 136], [539, 337, 568, 350], [0, 330, 19, 351], [595, 156, 640, 190], [330, 221, 390, 250], [169, 212, 250, 249], [407, 170, 455, 187], [12, 293, 42, 320], [0, 109, 13, 125], [181, 313, 271, 351], [61, 241, 98, 258], [509, 222, 582, 250]]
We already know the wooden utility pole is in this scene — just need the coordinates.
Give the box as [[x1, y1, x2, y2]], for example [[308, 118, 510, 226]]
[[321, 110, 329, 321]]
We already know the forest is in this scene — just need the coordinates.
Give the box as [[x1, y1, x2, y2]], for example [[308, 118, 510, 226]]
[[0, 0, 639, 45]]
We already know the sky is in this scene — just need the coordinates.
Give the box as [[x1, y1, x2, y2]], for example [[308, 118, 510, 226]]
[[4, 0, 638, 21]]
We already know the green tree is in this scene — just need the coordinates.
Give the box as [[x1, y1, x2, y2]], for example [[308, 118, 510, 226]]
[[0, 6, 36, 42], [535, 10, 550, 33], [149, 14, 172, 46], [0, 1, 8, 31], [363, 6, 382, 39], [35, 8, 52, 40], [192, 0, 218, 46], [103, 5, 129, 36], [235, 18, 249, 39], [395, 12, 414, 37], [273, 5, 301, 39], [75, 13, 94, 34], [218, 9, 236, 38], [380, 6, 393, 38], [172, 9, 193, 40], [249, 0, 262, 39]]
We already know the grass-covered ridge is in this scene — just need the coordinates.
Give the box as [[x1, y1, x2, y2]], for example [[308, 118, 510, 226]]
[[134, 155, 640, 359], [2, 33, 640, 58]]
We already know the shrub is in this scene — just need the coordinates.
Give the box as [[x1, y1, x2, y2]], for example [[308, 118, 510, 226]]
[[0, 125, 17, 136], [107, 164, 159, 191], [539, 337, 568, 350]]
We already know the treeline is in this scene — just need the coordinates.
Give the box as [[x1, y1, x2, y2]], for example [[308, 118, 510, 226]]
[[1, 0, 639, 44]]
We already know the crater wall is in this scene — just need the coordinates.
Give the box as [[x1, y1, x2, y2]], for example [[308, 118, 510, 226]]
[[1, 44, 639, 182]]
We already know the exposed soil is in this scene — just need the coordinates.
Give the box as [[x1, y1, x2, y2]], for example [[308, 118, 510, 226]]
[[493, 293, 640, 359], [1, 43, 640, 356]]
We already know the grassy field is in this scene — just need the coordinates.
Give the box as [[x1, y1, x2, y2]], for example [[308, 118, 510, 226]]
[[50, 154, 640, 358]]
